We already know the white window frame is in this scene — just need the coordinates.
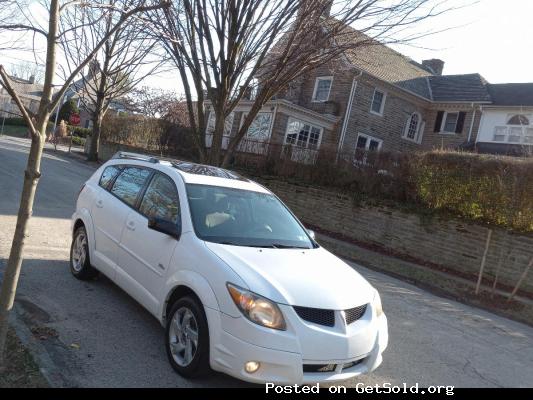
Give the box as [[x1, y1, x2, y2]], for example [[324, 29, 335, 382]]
[[206, 111, 234, 137], [370, 89, 387, 116], [283, 117, 324, 150], [239, 112, 274, 141], [439, 111, 459, 134], [311, 76, 333, 103], [402, 112, 424, 144], [355, 133, 383, 152]]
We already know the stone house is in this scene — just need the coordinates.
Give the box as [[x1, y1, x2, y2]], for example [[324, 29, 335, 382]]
[[206, 12, 533, 161], [59, 60, 129, 130], [0, 75, 44, 118]]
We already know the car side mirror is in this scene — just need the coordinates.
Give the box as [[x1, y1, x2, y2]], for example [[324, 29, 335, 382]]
[[148, 217, 181, 240], [307, 229, 316, 240]]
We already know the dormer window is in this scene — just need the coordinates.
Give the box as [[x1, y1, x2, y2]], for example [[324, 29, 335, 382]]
[[312, 76, 333, 102]]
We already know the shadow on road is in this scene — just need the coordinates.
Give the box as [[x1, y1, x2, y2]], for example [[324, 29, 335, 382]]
[[2, 257, 259, 388]]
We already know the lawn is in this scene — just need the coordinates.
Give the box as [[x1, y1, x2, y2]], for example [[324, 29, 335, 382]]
[[0, 124, 29, 138]]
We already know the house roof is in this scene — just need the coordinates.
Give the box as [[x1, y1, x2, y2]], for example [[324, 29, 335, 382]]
[[428, 74, 491, 103], [9, 76, 44, 101], [338, 29, 433, 99], [486, 83, 533, 106]]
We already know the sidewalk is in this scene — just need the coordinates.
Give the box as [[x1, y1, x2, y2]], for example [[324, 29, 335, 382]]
[[316, 232, 533, 326]]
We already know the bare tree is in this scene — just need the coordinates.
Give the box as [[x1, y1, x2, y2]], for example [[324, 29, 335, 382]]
[[127, 86, 178, 118], [152, 0, 458, 167], [0, 0, 166, 368], [60, 0, 165, 161], [9, 60, 45, 83]]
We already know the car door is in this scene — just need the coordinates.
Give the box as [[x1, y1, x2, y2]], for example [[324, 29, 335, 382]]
[[116, 172, 180, 316], [91, 165, 151, 280]]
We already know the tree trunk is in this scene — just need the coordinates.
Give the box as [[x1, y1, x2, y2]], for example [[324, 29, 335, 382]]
[[208, 109, 227, 166], [87, 94, 105, 162], [0, 130, 46, 368], [0, 0, 58, 368]]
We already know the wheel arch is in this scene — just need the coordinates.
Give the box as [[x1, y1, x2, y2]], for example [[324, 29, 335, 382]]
[[162, 270, 220, 327], [72, 208, 95, 260]]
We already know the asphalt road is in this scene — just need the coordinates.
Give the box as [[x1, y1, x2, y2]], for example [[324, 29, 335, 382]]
[[1, 135, 532, 388]]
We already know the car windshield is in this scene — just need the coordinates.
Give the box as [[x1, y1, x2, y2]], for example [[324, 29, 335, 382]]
[[186, 184, 315, 249]]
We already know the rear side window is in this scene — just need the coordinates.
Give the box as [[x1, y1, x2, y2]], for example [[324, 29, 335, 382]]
[[110, 167, 151, 207], [99, 165, 121, 188], [139, 174, 180, 224]]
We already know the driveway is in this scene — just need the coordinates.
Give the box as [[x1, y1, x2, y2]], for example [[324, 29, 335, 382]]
[[1, 136, 532, 388]]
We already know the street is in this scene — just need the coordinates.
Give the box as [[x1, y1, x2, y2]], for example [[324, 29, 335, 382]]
[[1, 135, 532, 388]]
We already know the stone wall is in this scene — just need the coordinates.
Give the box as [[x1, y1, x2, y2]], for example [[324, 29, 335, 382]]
[[260, 178, 533, 296]]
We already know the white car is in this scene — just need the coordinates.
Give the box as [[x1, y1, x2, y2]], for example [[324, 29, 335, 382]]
[[70, 152, 388, 385]]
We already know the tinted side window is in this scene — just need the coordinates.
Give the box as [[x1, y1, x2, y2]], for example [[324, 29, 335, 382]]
[[99, 165, 121, 189], [110, 167, 151, 207], [139, 174, 180, 224]]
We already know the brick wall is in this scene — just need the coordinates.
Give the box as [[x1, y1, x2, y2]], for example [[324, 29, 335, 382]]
[[260, 179, 533, 295]]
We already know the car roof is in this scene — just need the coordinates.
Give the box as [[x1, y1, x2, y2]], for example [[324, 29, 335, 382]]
[[108, 151, 271, 193]]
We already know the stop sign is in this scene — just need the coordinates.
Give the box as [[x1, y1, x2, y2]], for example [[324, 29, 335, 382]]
[[69, 113, 81, 126]]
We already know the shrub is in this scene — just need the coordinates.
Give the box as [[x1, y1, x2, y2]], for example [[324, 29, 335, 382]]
[[3, 117, 27, 126], [71, 136, 86, 147], [411, 151, 533, 232], [232, 145, 533, 233], [69, 126, 92, 138]]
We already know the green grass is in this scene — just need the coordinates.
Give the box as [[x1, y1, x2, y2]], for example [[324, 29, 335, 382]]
[[0, 124, 29, 138]]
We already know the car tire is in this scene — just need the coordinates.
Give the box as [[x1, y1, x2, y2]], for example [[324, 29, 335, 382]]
[[70, 226, 99, 280], [165, 296, 211, 378]]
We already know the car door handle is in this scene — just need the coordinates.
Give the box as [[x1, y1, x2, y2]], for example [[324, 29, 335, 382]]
[[96, 200, 104, 208], [126, 221, 136, 231]]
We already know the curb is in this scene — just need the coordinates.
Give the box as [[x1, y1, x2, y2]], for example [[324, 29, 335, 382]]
[[9, 303, 72, 388]]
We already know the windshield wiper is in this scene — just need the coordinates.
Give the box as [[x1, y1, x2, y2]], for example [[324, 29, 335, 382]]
[[217, 242, 309, 249], [269, 244, 310, 249]]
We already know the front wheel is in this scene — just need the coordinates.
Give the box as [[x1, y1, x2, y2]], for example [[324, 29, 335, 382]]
[[165, 296, 210, 378], [70, 226, 99, 280]]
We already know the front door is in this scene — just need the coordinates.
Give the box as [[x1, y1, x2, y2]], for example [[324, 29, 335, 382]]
[[117, 172, 181, 316]]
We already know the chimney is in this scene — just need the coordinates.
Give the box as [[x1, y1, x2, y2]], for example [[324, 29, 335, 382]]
[[28, 75, 35, 84], [422, 59, 445, 76], [87, 59, 100, 78]]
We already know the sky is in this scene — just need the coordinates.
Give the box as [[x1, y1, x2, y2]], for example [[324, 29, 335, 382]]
[[390, 0, 533, 83], [1, 0, 532, 94]]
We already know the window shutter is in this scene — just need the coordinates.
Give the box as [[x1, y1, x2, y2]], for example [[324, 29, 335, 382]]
[[434, 111, 444, 132], [456, 112, 466, 134]]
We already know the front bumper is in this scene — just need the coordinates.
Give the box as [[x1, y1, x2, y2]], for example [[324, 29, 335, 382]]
[[207, 305, 388, 385]]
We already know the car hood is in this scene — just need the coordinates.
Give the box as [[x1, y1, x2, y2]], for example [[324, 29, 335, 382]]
[[205, 242, 374, 310]]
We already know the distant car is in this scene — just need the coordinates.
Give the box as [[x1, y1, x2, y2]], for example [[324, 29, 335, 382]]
[[70, 152, 388, 384]]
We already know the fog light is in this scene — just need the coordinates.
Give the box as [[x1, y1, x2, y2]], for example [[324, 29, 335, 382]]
[[245, 361, 260, 373]]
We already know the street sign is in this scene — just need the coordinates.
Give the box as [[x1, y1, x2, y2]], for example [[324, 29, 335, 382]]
[[69, 113, 81, 126]]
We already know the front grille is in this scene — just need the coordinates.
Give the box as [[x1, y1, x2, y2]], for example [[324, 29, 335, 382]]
[[294, 306, 335, 327], [303, 357, 366, 374], [343, 357, 365, 370], [303, 364, 336, 373], [344, 304, 368, 325]]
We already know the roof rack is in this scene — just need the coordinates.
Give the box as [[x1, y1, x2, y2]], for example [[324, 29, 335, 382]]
[[112, 151, 160, 164]]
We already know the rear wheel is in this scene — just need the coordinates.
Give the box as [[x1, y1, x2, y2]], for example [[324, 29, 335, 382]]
[[165, 296, 210, 378], [70, 226, 99, 280]]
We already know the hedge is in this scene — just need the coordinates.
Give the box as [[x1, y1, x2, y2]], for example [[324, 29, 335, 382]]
[[411, 151, 533, 232], [232, 146, 533, 233], [69, 126, 92, 138], [2, 117, 27, 126]]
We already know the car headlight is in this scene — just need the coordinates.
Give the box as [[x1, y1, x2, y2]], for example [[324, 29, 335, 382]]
[[373, 290, 384, 317], [227, 283, 286, 330]]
